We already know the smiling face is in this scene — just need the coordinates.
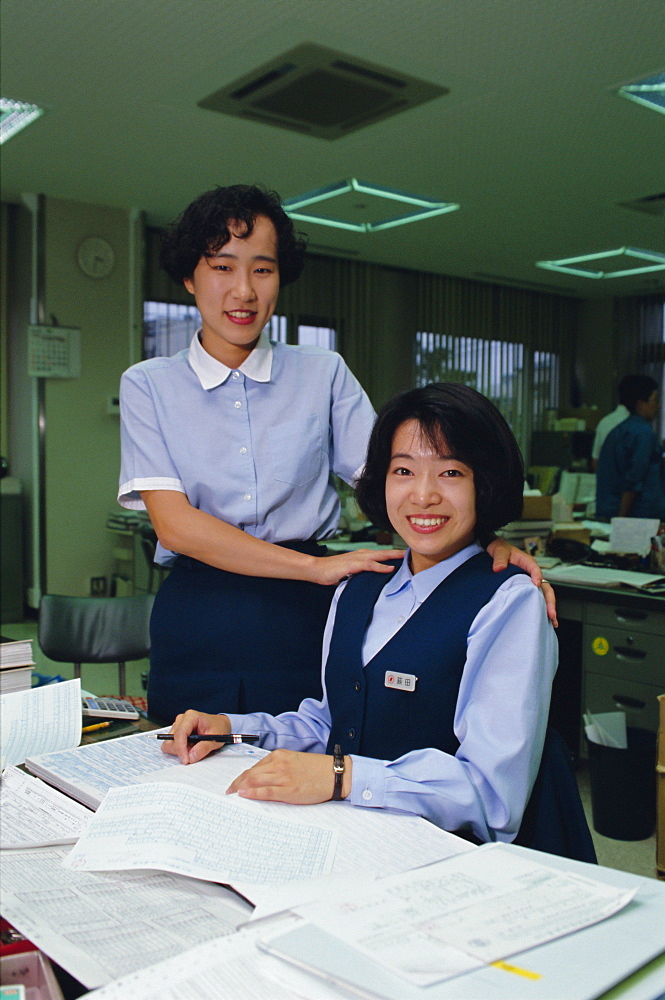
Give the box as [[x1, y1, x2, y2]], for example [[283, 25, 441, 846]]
[[385, 419, 477, 574], [183, 213, 280, 367]]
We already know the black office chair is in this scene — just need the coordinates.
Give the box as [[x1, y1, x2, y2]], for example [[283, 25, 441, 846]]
[[38, 593, 154, 699]]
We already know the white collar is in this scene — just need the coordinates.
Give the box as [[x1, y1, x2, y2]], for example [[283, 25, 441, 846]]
[[188, 331, 273, 389], [384, 542, 484, 603]]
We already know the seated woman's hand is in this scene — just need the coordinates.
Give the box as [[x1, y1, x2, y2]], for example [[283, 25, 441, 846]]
[[159, 709, 231, 765], [226, 748, 351, 804]]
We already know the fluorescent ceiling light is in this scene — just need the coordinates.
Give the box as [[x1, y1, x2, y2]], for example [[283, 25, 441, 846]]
[[618, 71, 665, 115], [537, 246, 665, 279], [0, 98, 45, 144], [283, 178, 459, 233]]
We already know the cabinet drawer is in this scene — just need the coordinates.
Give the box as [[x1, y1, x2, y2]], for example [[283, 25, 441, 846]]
[[584, 673, 662, 733], [583, 624, 665, 687], [584, 601, 665, 636]]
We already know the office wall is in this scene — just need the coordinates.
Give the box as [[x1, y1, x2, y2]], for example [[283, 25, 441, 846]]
[[575, 299, 617, 413], [3, 196, 142, 601], [42, 197, 142, 596]]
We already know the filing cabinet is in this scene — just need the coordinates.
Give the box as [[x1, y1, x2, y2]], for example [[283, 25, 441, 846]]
[[583, 601, 665, 734]]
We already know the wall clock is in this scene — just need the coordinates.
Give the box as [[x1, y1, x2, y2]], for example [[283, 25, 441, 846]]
[[77, 236, 115, 278]]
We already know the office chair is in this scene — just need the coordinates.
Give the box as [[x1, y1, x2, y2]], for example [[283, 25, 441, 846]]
[[38, 593, 154, 699]]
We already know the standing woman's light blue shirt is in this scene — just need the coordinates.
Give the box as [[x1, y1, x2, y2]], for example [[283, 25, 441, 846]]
[[118, 333, 376, 565]]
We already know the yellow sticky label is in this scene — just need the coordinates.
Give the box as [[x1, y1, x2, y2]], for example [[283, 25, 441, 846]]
[[491, 960, 542, 980], [592, 636, 609, 656]]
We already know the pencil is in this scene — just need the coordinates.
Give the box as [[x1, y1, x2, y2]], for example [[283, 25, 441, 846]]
[[81, 721, 112, 733]]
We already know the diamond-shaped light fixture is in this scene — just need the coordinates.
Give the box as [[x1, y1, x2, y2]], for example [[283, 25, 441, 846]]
[[283, 179, 459, 233], [537, 247, 665, 279], [0, 98, 45, 145], [618, 71, 665, 116]]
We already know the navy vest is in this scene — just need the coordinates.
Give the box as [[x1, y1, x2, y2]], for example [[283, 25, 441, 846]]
[[325, 552, 523, 759]]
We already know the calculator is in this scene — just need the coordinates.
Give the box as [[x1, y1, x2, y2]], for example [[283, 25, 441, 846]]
[[82, 695, 140, 720]]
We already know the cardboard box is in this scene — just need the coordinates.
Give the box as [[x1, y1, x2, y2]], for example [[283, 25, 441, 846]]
[[521, 495, 552, 520], [657, 694, 665, 875], [0, 951, 64, 1000], [550, 527, 591, 546]]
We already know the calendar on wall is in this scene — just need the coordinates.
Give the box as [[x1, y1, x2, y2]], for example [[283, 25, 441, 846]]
[[28, 325, 81, 378]]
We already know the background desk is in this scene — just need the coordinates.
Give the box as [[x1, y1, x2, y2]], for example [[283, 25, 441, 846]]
[[553, 582, 665, 758]]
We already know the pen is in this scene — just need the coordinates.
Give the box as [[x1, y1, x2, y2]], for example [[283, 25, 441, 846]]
[[81, 721, 112, 733], [153, 733, 259, 744]]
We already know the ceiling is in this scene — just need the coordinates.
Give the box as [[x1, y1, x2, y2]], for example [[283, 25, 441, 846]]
[[1, 0, 664, 298]]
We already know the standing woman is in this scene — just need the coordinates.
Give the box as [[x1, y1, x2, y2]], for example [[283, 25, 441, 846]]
[[118, 185, 553, 723]]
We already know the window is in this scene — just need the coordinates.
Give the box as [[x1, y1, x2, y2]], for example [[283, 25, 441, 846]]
[[297, 323, 336, 350], [143, 304, 288, 357], [414, 331, 560, 457], [144, 302, 201, 359]]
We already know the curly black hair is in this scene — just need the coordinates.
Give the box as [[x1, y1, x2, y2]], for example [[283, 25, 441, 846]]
[[355, 382, 525, 544], [159, 184, 308, 287]]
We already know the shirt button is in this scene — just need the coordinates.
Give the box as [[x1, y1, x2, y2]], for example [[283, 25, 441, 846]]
[[231, 371, 240, 379], [234, 400, 242, 409], [239, 447, 247, 455], [362, 789, 373, 801], [354, 681, 361, 692], [348, 728, 355, 739], [244, 493, 252, 502], [397, 615, 405, 624]]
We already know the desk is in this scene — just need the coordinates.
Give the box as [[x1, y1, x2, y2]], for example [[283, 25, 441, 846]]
[[553, 581, 665, 758]]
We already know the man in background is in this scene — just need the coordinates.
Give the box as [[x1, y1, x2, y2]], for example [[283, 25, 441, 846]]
[[591, 375, 634, 471], [596, 375, 664, 520]]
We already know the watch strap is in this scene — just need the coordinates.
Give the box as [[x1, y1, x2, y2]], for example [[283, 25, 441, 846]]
[[331, 744, 344, 800]]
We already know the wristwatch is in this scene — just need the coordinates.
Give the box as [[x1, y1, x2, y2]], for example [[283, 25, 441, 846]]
[[331, 744, 345, 800]]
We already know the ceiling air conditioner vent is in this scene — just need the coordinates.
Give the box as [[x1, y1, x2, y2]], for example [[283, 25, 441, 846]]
[[198, 43, 447, 140]]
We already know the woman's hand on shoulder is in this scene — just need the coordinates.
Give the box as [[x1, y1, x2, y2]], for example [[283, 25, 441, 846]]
[[226, 748, 351, 803], [309, 548, 403, 586], [159, 710, 232, 765], [485, 537, 557, 627]]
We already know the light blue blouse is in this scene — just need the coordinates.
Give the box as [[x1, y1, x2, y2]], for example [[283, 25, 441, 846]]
[[118, 333, 376, 565], [226, 543, 557, 843]]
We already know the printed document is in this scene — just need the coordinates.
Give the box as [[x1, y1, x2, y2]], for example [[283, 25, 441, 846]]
[[1, 678, 81, 768], [291, 842, 636, 987], [139, 744, 474, 903], [0, 766, 92, 848], [76, 915, 344, 1000], [0, 847, 252, 989], [25, 728, 181, 808], [63, 781, 339, 886]]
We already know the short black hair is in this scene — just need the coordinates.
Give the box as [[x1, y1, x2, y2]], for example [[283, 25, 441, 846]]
[[617, 374, 658, 412], [159, 184, 307, 287], [355, 382, 525, 543]]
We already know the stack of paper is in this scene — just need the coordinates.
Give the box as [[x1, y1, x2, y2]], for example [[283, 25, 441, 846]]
[[0, 638, 35, 694]]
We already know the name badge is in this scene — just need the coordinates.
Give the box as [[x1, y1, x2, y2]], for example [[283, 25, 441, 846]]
[[385, 671, 418, 692]]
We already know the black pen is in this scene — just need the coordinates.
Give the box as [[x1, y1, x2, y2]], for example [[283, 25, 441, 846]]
[[153, 733, 259, 744]]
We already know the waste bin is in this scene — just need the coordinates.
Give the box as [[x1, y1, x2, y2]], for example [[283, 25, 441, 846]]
[[587, 727, 656, 840]]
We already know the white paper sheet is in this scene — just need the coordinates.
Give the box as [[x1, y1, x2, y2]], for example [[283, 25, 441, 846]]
[[0, 847, 252, 989], [63, 781, 339, 886], [0, 678, 81, 768], [78, 915, 344, 1000], [0, 766, 92, 848], [609, 517, 660, 557], [138, 746, 474, 905], [295, 843, 636, 987], [544, 563, 664, 589]]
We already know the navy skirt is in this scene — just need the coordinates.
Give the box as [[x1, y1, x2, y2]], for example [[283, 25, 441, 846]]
[[147, 544, 336, 724]]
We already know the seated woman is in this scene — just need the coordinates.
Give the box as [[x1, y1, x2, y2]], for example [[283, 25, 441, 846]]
[[163, 383, 591, 854]]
